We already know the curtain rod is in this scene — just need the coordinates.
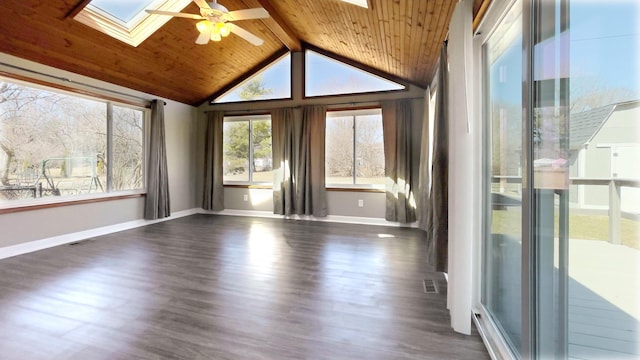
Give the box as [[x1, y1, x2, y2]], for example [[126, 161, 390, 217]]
[[0, 61, 160, 105], [211, 96, 425, 114]]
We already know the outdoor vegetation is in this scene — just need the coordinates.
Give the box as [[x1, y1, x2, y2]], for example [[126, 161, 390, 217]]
[[0, 79, 144, 201], [491, 209, 639, 250], [325, 112, 385, 186], [223, 118, 272, 183]]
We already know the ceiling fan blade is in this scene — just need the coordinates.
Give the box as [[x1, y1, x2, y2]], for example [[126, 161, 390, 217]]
[[226, 8, 269, 21], [228, 23, 264, 46], [193, 0, 211, 10], [195, 28, 211, 44], [145, 10, 204, 19]]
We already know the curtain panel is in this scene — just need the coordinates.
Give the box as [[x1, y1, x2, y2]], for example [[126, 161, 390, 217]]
[[418, 86, 432, 231], [144, 99, 171, 220], [427, 44, 450, 273], [272, 105, 328, 216], [382, 99, 417, 223], [202, 111, 224, 211]]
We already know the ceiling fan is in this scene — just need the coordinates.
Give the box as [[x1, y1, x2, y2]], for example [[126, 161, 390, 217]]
[[146, 0, 269, 46]]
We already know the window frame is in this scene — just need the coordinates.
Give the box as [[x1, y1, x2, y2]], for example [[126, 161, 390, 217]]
[[325, 107, 385, 190], [222, 114, 273, 186], [212, 52, 293, 104], [73, 0, 192, 47], [0, 74, 148, 210]]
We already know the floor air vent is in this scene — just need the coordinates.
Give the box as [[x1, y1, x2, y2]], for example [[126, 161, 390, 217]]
[[68, 239, 93, 246], [423, 279, 439, 294]]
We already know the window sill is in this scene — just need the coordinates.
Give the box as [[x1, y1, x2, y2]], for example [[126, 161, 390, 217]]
[[223, 184, 384, 193], [327, 187, 385, 193], [224, 184, 273, 189], [0, 191, 146, 215]]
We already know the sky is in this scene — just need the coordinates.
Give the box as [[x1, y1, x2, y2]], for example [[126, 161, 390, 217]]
[[494, 0, 640, 106], [570, 0, 640, 95], [215, 50, 405, 103], [90, 0, 156, 23], [215, 53, 292, 103]]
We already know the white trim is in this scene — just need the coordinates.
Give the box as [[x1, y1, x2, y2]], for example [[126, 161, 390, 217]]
[[0, 208, 198, 260], [447, 0, 475, 335], [200, 208, 419, 228], [0, 208, 418, 260]]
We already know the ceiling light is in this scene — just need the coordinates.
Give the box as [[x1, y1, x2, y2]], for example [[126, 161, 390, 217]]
[[219, 23, 231, 37], [196, 20, 211, 33], [211, 33, 222, 42]]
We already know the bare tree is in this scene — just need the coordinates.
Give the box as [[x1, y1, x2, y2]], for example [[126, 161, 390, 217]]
[[112, 106, 143, 190], [570, 78, 636, 114], [326, 118, 354, 178], [0, 82, 63, 185]]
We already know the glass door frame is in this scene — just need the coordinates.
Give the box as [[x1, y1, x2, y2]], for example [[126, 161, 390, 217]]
[[474, 0, 559, 358], [472, 0, 532, 358]]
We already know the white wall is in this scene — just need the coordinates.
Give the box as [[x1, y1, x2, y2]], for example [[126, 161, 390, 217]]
[[164, 99, 199, 213], [0, 52, 198, 249]]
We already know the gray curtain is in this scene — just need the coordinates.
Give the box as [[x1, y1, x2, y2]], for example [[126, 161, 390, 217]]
[[144, 100, 170, 220], [382, 99, 416, 223], [272, 105, 328, 216], [426, 43, 449, 272], [202, 111, 224, 211], [418, 87, 431, 231]]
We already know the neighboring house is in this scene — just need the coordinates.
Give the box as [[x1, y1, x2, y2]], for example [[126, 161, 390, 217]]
[[569, 100, 640, 214]]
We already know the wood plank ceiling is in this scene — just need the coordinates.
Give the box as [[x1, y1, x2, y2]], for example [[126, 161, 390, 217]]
[[0, 0, 486, 106]]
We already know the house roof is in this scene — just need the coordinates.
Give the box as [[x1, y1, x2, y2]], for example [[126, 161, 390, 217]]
[[0, 0, 489, 106], [570, 104, 615, 150], [570, 100, 640, 150]]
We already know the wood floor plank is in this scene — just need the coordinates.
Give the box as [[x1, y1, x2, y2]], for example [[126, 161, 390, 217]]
[[0, 214, 488, 359]]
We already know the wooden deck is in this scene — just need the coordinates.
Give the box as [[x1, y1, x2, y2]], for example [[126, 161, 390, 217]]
[[568, 239, 640, 360], [0, 214, 488, 359]]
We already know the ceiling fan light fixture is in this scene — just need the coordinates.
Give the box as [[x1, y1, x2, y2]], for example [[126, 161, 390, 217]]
[[211, 24, 220, 36], [211, 33, 222, 42], [219, 22, 231, 37], [196, 20, 212, 33]]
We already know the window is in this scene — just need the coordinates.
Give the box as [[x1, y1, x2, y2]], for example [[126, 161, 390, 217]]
[[0, 77, 145, 203], [325, 108, 385, 188], [74, 0, 192, 47], [223, 115, 272, 184], [214, 53, 292, 104], [305, 50, 405, 97], [111, 105, 145, 190]]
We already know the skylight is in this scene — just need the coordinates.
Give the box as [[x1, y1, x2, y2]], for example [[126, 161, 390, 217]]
[[305, 50, 405, 97], [74, 0, 192, 47], [340, 0, 370, 9], [214, 53, 292, 103], [88, 0, 157, 24]]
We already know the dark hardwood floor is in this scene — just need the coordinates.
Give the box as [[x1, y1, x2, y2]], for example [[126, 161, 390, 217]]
[[0, 215, 489, 359]]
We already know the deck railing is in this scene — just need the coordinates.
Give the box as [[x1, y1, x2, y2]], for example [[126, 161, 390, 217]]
[[491, 176, 640, 245]]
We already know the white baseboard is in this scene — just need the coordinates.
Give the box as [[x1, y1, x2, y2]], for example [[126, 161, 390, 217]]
[[0, 207, 417, 260], [0, 208, 199, 260], [200, 208, 419, 228]]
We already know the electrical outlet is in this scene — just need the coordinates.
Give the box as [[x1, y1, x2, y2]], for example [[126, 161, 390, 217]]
[[243, 194, 249, 201], [358, 199, 364, 207]]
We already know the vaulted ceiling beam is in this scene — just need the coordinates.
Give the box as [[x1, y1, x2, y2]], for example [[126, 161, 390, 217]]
[[241, 0, 301, 52]]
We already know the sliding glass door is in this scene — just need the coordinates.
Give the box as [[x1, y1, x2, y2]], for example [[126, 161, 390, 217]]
[[481, 0, 639, 358], [532, 0, 640, 359], [482, 0, 524, 356]]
